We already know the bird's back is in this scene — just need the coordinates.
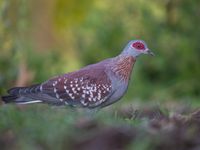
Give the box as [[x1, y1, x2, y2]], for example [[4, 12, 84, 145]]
[[2, 54, 136, 109]]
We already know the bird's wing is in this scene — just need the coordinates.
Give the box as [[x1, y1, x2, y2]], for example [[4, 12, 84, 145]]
[[41, 66, 113, 108]]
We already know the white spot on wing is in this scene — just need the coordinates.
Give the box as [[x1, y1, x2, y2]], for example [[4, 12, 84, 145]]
[[82, 94, 85, 98], [81, 99, 88, 106], [69, 93, 75, 99], [64, 79, 67, 84], [40, 85, 43, 91], [56, 93, 59, 99]]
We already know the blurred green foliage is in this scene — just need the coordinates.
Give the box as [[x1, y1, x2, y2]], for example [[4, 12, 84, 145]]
[[1, 1, 200, 149], [0, 0, 200, 103]]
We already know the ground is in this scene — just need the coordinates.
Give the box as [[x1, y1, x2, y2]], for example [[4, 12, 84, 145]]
[[1, 101, 200, 150]]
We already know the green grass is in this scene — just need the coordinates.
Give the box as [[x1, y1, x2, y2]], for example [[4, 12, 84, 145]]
[[1, 101, 200, 150]]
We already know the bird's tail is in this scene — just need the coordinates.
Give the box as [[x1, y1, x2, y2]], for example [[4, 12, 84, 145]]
[[1, 94, 19, 103], [1, 84, 42, 104]]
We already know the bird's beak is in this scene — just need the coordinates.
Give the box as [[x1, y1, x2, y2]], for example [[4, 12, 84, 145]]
[[145, 49, 155, 56]]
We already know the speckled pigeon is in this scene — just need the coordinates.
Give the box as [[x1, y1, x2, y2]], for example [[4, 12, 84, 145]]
[[2, 40, 154, 109]]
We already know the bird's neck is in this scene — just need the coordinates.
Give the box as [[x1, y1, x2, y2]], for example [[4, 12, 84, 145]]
[[121, 46, 141, 57], [111, 54, 136, 81]]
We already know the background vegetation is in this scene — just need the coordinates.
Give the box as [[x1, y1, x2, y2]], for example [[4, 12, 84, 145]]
[[0, 0, 200, 149]]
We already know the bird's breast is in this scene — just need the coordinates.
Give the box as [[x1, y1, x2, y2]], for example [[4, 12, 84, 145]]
[[110, 55, 136, 81], [100, 77, 128, 107]]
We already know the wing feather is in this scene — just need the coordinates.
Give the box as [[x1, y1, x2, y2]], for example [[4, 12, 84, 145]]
[[42, 65, 113, 108]]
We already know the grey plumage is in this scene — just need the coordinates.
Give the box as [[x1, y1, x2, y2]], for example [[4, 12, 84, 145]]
[[2, 40, 154, 109]]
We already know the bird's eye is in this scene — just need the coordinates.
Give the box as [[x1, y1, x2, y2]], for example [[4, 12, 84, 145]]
[[132, 42, 145, 50]]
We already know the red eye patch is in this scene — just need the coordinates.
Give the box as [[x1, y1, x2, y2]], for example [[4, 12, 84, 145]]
[[132, 42, 145, 50]]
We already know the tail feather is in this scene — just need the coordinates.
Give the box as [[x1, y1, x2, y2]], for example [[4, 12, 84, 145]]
[[2, 84, 42, 104], [2, 84, 63, 105], [1, 95, 42, 104], [8, 87, 25, 95], [16, 100, 42, 104], [8, 84, 41, 95], [1, 95, 19, 103]]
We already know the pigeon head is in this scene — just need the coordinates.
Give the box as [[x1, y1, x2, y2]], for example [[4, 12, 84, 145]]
[[122, 40, 155, 57]]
